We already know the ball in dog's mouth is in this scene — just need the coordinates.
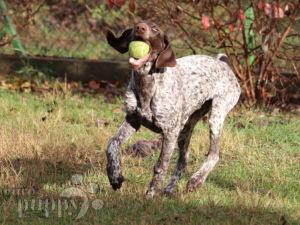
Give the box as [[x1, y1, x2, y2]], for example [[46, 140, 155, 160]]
[[128, 40, 151, 69]]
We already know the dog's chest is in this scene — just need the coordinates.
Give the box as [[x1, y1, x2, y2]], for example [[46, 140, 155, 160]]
[[133, 71, 182, 131]]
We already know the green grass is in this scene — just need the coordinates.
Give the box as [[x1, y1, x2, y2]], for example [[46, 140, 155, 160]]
[[0, 89, 299, 225]]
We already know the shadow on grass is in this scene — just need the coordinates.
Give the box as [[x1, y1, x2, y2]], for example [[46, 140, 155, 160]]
[[0, 157, 93, 194], [0, 158, 297, 224], [93, 190, 297, 225], [208, 176, 238, 191], [0, 188, 296, 224]]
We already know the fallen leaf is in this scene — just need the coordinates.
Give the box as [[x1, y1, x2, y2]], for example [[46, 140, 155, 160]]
[[235, 122, 245, 129], [89, 80, 100, 89], [47, 108, 54, 113], [108, 81, 120, 88], [23, 87, 31, 93], [96, 118, 109, 127], [256, 120, 269, 126], [114, 117, 121, 123], [68, 118, 75, 124], [12, 81, 21, 90], [21, 81, 31, 88], [9, 108, 17, 112], [89, 56, 99, 60], [112, 107, 123, 113], [104, 97, 117, 104]]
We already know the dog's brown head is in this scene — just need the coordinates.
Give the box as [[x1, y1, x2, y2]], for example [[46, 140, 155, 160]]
[[105, 21, 176, 69]]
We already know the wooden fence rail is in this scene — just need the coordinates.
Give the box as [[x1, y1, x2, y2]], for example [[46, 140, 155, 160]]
[[0, 55, 131, 83]]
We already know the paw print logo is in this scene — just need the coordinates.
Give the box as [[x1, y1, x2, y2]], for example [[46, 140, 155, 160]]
[[59, 174, 103, 220]]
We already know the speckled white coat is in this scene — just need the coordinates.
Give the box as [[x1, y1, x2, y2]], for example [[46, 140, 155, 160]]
[[107, 54, 240, 197]]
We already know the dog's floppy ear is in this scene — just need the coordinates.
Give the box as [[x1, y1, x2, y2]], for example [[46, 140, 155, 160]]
[[104, 28, 133, 53], [155, 35, 176, 68]]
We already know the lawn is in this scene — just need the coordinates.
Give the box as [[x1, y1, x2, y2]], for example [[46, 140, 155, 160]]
[[0, 86, 299, 225]]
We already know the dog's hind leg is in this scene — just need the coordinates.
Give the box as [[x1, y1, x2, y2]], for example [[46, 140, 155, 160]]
[[164, 101, 212, 195], [186, 97, 233, 192]]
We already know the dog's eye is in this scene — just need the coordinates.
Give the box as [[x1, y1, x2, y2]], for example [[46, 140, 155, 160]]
[[152, 27, 159, 32]]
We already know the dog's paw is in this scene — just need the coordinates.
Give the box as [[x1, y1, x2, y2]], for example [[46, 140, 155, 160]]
[[163, 185, 176, 196], [145, 189, 157, 199], [146, 187, 162, 198], [110, 175, 124, 190], [186, 178, 203, 192]]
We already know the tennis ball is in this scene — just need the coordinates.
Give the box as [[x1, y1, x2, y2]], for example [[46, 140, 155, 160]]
[[128, 41, 150, 59]]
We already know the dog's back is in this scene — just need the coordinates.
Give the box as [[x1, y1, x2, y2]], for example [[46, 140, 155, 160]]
[[150, 55, 240, 120]]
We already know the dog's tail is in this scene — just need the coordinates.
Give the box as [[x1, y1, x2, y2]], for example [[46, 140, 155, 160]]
[[217, 53, 231, 67]]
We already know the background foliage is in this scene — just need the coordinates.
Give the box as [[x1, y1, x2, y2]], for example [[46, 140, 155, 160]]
[[0, 0, 299, 107]]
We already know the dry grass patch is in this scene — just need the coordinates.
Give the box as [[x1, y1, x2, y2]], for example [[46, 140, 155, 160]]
[[0, 90, 299, 224]]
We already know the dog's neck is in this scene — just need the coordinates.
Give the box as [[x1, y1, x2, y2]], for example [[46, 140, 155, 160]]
[[133, 62, 167, 111], [135, 62, 153, 75], [133, 63, 155, 104]]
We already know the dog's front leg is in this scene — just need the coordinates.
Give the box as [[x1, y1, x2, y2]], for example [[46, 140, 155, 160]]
[[106, 116, 140, 190], [146, 133, 178, 197]]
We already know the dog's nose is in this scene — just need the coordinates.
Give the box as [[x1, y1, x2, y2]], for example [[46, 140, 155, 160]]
[[136, 23, 147, 34]]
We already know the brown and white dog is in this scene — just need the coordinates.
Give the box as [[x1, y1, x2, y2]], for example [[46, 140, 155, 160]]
[[104, 21, 240, 197]]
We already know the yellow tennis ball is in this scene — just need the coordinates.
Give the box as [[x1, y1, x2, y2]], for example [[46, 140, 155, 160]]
[[128, 41, 150, 59]]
